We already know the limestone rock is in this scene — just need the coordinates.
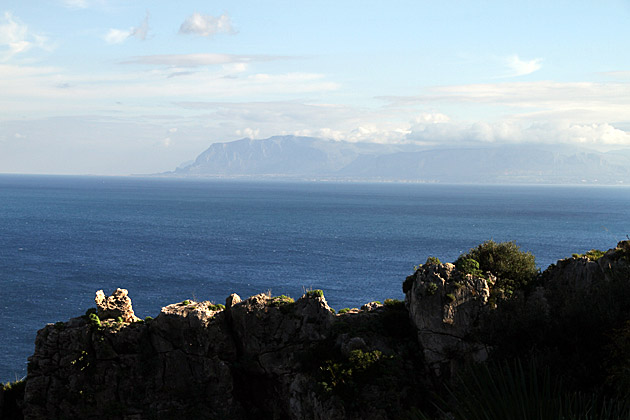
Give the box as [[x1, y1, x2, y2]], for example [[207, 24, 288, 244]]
[[361, 301, 383, 311], [405, 262, 491, 377], [94, 288, 139, 323]]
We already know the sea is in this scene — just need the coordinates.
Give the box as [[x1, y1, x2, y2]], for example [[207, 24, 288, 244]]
[[1, 174, 630, 382]]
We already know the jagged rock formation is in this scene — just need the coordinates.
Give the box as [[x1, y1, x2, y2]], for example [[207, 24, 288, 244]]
[[404, 262, 492, 377], [22, 291, 428, 420], [95, 288, 139, 323]]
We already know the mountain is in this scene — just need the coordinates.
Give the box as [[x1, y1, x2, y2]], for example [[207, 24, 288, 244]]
[[170, 135, 630, 184]]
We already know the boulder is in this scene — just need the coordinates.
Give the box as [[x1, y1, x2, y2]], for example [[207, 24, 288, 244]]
[[405, 262, 491, 377], [94, 288, 139, 323]]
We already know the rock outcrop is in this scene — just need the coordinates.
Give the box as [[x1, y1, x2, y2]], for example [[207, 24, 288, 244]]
[[23, 290, 428, 420], [404, 262, 492, 377], [95, 288, 139, 323]]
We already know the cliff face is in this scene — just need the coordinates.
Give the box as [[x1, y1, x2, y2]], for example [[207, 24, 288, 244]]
[[22, 291, 428, 420], [12, 241, 630, 419], [404, 262, 492, 378]]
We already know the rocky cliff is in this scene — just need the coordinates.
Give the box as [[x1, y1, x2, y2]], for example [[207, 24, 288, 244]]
[[20, 290, 428, 420], [5, 241, 630, 419]]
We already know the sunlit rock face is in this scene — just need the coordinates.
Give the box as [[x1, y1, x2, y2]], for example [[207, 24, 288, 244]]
[[404, 262, 491, 378]]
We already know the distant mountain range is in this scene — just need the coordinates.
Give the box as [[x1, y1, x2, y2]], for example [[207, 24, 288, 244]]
[[167, 135, 630, 184]]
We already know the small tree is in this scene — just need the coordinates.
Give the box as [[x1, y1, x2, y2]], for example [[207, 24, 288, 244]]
[[456, 240, 538, 296]]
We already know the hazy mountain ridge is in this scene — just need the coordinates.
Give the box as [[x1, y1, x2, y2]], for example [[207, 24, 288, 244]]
[[171, 135, 630, 184]]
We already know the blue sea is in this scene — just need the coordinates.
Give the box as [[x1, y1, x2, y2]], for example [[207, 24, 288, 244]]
[[1, 175, 630, 382]]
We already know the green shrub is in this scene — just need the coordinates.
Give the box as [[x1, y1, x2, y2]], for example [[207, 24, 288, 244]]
[[456, 240, 538, 296], [455, 257, 483, 276], [269, 295, 295, 307], [318, 349, 388, 396], [572, 249, 605, 261], [305, 289, 324, 298], [208, 303, 225, 311], [338, 308, 352, 314], [144, 316, 153, 322], [182, 300, 192, 305], [425, 282, 438, 296], [384, 298, 403, 308], [445, 293, 456, 303], [116, 316, 123, 324], [425, 256, 442, 266], [88, 313, 101, 328]]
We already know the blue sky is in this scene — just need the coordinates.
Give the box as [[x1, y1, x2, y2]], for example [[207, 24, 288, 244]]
[[1, 0, 629, 174]]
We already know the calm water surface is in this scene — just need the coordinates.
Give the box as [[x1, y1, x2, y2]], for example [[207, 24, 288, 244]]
[[1, 175, 629, 381]]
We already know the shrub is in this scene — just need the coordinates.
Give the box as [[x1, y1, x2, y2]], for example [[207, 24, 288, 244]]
[[269, 295, 295, 307], [338, 308, 352, 314], [425, 282, 438, 296], [318, 349, 388, 396], [144, 316, 153, 322], [456, 240, 537, 295], [425, 256, 442, 265], [305, 289, 324, 298], [208, 303, 225, 311], [455, 257, 482, 276], [88, 313, 101, 328], [445, 293, 456, 303], [572, 249, 605, 261], [384, 298, 403, 308], [182, 300, 192, 305]]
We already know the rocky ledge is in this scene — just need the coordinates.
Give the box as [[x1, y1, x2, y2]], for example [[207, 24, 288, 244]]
[[4, 241, 630, 419]]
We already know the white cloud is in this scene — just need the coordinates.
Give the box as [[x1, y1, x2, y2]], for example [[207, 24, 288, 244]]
[[235, 128, 260, 138], [0, 12, 51, 60], [104, 28, 130, 44], [179, 12, 235, 37], [413, 112, 450, 124], [406, 118, 630, 150], [104, 13, 149, 44], [504, 54, 543, 77]]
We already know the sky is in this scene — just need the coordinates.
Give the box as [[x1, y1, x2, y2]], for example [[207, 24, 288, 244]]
[[1, 0, 630, 175]]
